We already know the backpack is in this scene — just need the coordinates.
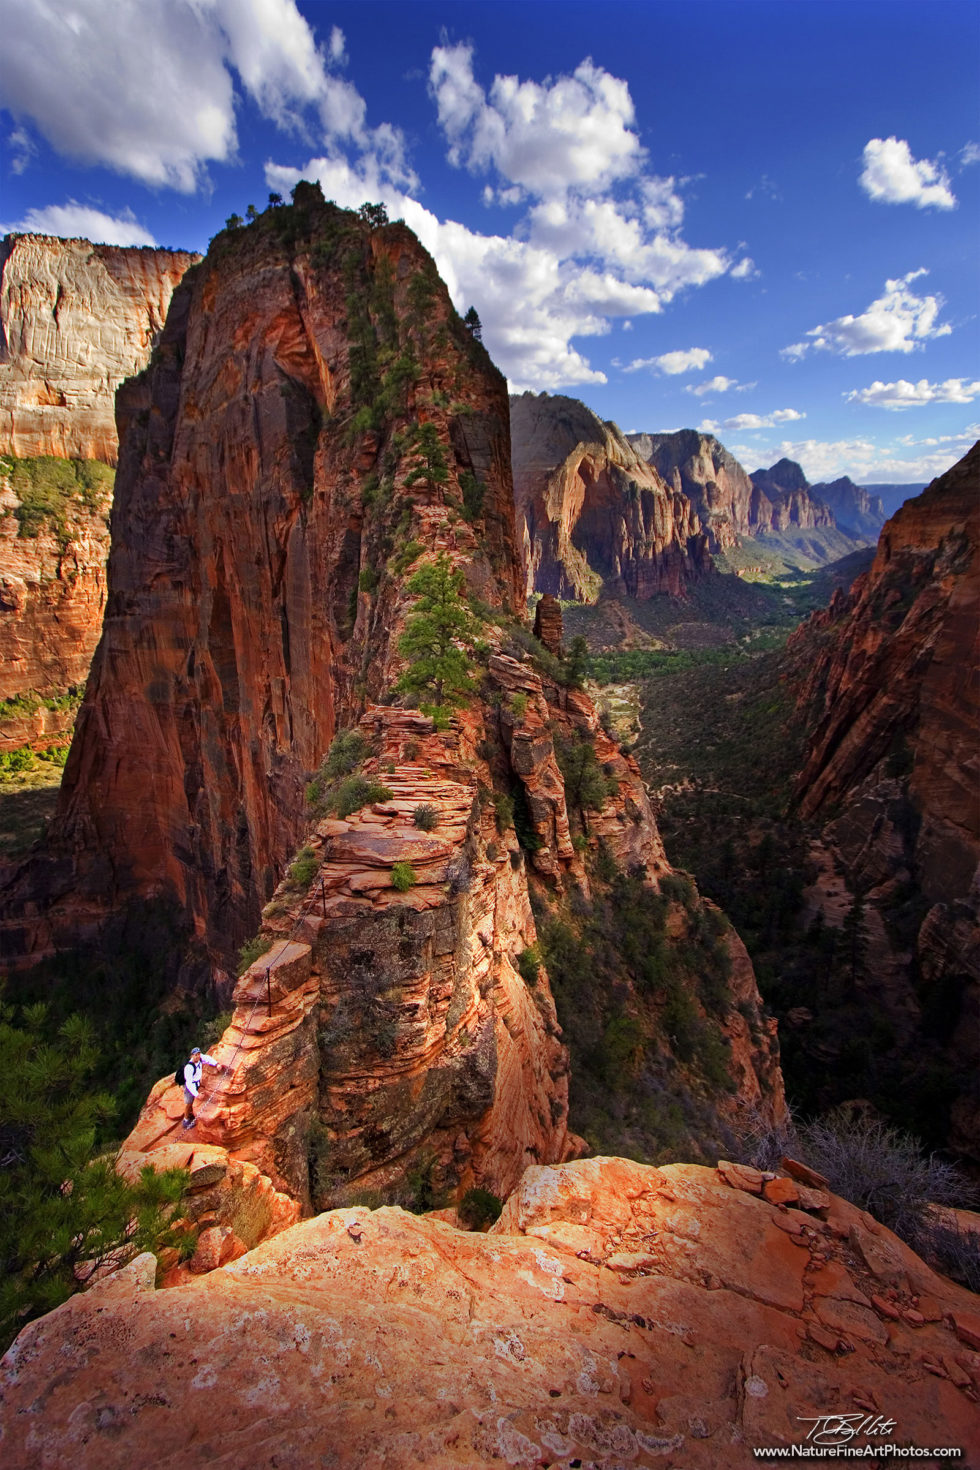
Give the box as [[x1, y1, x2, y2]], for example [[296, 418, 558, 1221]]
[[175, 1062, 189, 1087]]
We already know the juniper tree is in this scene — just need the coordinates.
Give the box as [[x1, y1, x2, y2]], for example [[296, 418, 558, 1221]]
[[396, 554, 478, 718]]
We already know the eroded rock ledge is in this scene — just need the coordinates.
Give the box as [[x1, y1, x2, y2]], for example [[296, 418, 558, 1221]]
[[2, 1157, 976, 1468]]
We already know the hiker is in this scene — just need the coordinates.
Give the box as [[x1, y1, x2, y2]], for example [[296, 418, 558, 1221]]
[[181, 1046, 226, 1130]]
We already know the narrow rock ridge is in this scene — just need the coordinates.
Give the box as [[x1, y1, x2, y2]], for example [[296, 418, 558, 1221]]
[[786, 442, 980, 1158], [0, 233, 200, 463], [3, 1157, 977, 1467], [512, 392, 711, 600]]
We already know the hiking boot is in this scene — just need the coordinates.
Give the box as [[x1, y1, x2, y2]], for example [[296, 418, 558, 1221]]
[[182, 1118, 196, 1130]]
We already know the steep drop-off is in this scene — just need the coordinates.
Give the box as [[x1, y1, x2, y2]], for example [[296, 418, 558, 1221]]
[[628, 428, 756, 551], [1, 193, 783, 1215], [786, 442, 980, 1158], [512, 393, 711, 600], [0, 234, 199, 463]]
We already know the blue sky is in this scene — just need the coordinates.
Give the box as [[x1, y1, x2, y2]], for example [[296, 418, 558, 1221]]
[[1, 0, 978, 483]]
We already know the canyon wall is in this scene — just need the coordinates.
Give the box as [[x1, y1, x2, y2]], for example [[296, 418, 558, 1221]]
[[0, 233, 199, 463], [628, 427, 756, 551], [786, 442, 980, 1158], [512, 393, 711, 600]]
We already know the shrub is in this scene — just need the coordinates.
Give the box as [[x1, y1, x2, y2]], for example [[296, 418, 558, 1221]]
[[516, 944, 541, 986], [492, 792, 514, 831], [917, 1216, 980, 1293], [510, 692, 528, 720], [555, 732, 609, 813], [458, 1187, 503, 1229], [391, 539, 423, 575], [358, 567, 379, 594], [391, 861, 417, 892], [798, 1109, 973, 1244], [288, 845, 318, 889], [412, 803, 439, 831], [237, 934, 273, 976], [327, 775, 394, 819]]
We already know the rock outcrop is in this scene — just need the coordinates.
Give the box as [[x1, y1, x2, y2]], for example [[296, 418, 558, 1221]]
[[0, 234, 199, 464], [3, 1156, 977, 1468], [786, 442, 980, 1158], [628, 427, 756, 551], [810, 475, 886, 539], [512, 393, 711, 600]]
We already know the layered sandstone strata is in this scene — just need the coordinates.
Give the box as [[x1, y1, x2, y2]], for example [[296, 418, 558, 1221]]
[[0, 234, 199, 463], [628, 427, 756, 551], [787, 442, 980, 1156], [512, 393, 711, 600], [3, 1156, 977, 1468]]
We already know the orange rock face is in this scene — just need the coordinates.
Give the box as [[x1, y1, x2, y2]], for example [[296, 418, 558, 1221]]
[[0, 474, 110, 752], [512, 393, 711, 600], [2, 1157, 976, 1468], [0, 234, 199, 463], [787, 442, 980, 1157]]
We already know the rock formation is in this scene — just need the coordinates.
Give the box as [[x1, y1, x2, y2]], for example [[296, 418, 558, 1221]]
[[786, 442, 980, 1158], [3, 1156, 978, 1467], [809, 475, 886, 539], [512, 393, 711, 600], [628, 427, 756, 551], [1, 192, 783, 1215], [0, 234, 199, 463]]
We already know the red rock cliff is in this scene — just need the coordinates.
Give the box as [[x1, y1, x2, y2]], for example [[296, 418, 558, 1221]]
[[512, 393, 711, 600], [0, 234, 199, 464], [786, 442, 980, 1157]]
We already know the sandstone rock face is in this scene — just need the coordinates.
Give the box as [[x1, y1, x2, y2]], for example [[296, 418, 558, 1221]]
[[512, 393, 711, 600], [629, 427, 756, 551], [3, 1157, 976, 1468], [0, 473, 110, 751], [787, 442, 980, 1157], [0, 234, 199, 463], [750, 458, 836, 534]]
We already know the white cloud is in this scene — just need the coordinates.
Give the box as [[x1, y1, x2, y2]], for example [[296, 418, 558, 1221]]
[[961, 142, 980, 168], [782, 269, 951, 359], [859, 137, 956, 210], [624, 348, 712, 376], [687, 376, 740, 397], [845, 378, 980, 409], [7, 124, 35, 175], [716, 409, 805, 431], [328, 26, 348, 67], [429, 43, 642, 200], [730, 257, 759, 280], [0, 0, 411, 193], [0, 201, 156, 247]]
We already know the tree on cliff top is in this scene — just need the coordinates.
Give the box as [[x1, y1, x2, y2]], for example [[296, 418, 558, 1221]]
[[0, 1003, 187, 1352], [396, 554, 478, 719]]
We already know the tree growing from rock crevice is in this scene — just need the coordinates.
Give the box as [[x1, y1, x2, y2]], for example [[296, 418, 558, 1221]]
[[396, 554, 478, 719]]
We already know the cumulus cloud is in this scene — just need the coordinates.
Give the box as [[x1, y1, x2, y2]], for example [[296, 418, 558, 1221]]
[[845, 377, 980, 409], [429, 43, 642, 200], [730, 257, 759, 280], [782, 270, 951, 359], [0, 0, 412, 193], [859, 137, 957, 210], [0, 201, 156, 247], [623, 348, 713, 376]]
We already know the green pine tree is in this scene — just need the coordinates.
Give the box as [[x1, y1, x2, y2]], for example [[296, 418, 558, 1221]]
[[396, 554, 478, 717], [0, 1003, 188, 1352]]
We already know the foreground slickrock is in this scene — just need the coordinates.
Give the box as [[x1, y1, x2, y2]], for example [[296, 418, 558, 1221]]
[[0, 234, 199, 463], [786, 442, 980, 1158], [2, 1158, 977, 1469]]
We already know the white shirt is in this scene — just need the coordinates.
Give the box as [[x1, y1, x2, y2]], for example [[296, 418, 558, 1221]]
[[183, 1052, 218, 1096]]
